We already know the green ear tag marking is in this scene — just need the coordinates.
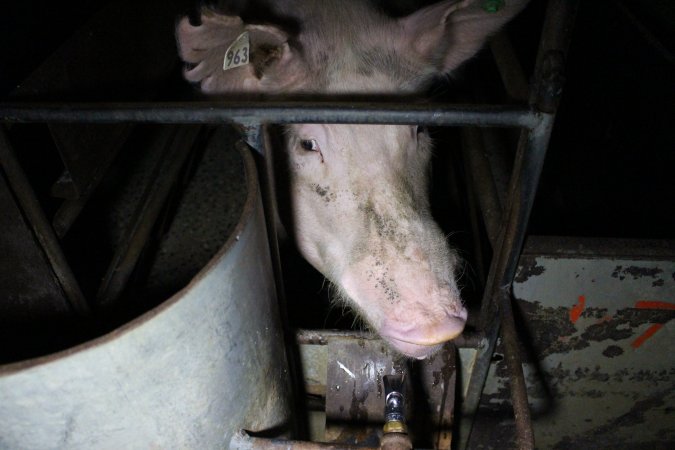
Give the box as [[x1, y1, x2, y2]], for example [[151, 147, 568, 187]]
[[483, 0, 505, 13]]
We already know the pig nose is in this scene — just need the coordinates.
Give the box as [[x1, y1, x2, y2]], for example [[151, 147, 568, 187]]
[[380, 307, 467, 359]]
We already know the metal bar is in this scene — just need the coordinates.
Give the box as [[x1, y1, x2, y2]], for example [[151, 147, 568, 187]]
[[237, 125, 306, 438], [490, 32, 530, 102], [230, 430, 379, 450], [479, 128, 511, 208], [530, 0, 580, 113], [461, 127, 502, 247], [0, 126, 91, 316], [460, 1, 579, 447], [51, 125, 134, 238], [461, 112, 554, 450], [95, 125, 201, 309], [0, 102, 539, 129], [499, 289, 534, 449], [460, 141, 489, 286], [235, 129, 287, 311], [295, 328, 485, 349]]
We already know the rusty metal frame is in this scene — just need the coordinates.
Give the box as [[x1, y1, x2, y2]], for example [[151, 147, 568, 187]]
[[0, 1, 578, 447]]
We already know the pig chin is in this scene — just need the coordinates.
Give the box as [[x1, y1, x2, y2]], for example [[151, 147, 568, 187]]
[[339, 258, 468, 359]]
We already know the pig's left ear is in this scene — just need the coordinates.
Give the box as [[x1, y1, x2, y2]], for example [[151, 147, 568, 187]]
[[176, 9, 309, 94], [399, 0, 529, 74]]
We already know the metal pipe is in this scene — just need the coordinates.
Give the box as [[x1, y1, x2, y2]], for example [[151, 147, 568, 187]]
[[530, 0, 580, 112], [295, 328, 485, 349], [480, 128, 511, 208], [490, 32, 530, 102], [461, 127, 502, 247], [0, 126, 90, 316], [499, 288, 534, 450], [460, 1, 579, 447], [462, 112, 555, 450], [230, 430, 379, 450], [0, 102, 540, 129]]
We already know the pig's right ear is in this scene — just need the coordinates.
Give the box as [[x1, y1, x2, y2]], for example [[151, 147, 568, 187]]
[[399, 0, 529, 74], [176, 10, 308, 94]]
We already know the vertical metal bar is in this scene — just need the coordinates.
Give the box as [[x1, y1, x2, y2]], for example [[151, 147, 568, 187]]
[[235, 122, 287, 312], [460, 1, 579, 447], [479, 128, 511, 208], [461, 127, 502, 247], [490, 32, 530, 102], [0, 126, 90, 316], [530, 0, 580, 113], [96, 125, 201, 308], [237, 122, 307, 438], [499, 288, 533, 449], [461, 112, 554, 449]]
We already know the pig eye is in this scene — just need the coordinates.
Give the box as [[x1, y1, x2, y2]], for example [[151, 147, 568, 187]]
[[300, 139, 320, 152]]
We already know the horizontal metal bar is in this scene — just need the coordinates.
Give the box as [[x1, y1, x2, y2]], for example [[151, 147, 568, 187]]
[[0, 102, 540, 129], [295, 328, 485, 349], [230, 430, 379, 450]]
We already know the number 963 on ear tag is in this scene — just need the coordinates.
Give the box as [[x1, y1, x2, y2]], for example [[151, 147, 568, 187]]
[[223, 31, 250, 71]]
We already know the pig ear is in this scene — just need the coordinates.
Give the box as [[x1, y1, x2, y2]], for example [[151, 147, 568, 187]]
[[176, 9, 308, 94], [399, 0, 528, 74]]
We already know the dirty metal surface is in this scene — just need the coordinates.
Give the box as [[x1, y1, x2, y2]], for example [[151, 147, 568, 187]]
[[301, 332, 456, 448], [0, 146, 293, 448], [325, 337, 407, 424], [475, 236, 675, 449], [141, 126, 246, 303]]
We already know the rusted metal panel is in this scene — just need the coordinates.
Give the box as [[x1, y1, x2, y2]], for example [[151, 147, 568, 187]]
[[479, 236, 675, 449], [325, 337, 407, 424]]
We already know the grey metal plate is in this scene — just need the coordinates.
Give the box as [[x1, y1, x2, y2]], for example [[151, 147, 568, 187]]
[[477, 237, 675, 449]]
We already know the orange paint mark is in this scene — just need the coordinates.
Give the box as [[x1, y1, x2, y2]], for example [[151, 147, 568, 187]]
[[631, 323, 664, 349], [635, 300, 675, 311], [570, 295, 586, 324]]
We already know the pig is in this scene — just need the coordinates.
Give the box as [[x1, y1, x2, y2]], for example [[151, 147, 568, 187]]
[[176, 0, 528, 358]]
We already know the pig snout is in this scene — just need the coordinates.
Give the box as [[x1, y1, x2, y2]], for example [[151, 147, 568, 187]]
[[340, 246, 467, 359]]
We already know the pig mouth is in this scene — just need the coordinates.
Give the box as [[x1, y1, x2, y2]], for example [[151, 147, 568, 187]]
[[383, 337, 445, 360], [380, 310, 468, 359]]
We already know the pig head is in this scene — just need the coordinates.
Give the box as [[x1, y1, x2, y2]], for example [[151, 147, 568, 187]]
[[177, 0, 528, 358]]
